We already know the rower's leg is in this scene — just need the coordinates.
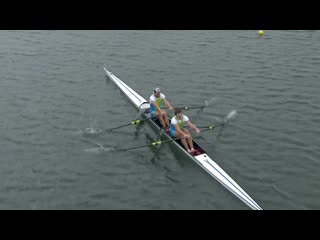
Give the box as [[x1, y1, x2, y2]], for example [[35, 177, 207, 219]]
[[160, 111, 170, 128], [155, 111, 166, 128], [163, 113, 170, 128], [180, 138, 189, 151], [175, 132, 189, 151], [188, 138, 194, 150], [159, 115, 167, 128], [183, 129, 194, 150]]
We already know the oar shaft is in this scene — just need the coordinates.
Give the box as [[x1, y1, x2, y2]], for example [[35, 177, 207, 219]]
[[185, 123, 224, 129], [117, 136, 184, 152], [117, 143, 154, 151], [162, 105, 205, 111], [107, 123, 132, 131], [107, 115, 156, 132], [114, 122, 224, 151], [200, 123, 225, 133], [183, 105, 205, 110]]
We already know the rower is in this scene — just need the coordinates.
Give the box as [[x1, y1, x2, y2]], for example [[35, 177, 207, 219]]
[[169, 108, 201, 154], [149, 87, 174, 130]]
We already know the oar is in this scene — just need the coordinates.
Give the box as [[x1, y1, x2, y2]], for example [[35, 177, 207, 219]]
[[108, 123, 224, 152], [114, 123, 223, 152], [116, 136, 185, 152], [184, 123, 224, 131], [199, 123, 225, 133], [155, 128, 165, 141], [106, 115, 156, 132], [180, 105, 206, 111], [158, 99, 212, 112], [162, 104, 206, 111], [179, 99, 212, 111], [193, 110, 237, 132]]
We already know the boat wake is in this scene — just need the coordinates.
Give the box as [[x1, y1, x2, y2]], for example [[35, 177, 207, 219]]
[[81, 127, 104, 136], [84, 143, 115, 153]]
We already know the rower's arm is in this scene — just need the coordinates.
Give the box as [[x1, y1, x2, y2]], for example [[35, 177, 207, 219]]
[[152, 101, 162, 112], [187, 121, 200, 133], [174, 124, 186, 136], [163, 98, 174, 110]]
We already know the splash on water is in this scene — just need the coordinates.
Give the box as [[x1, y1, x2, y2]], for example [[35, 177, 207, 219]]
[[79, 118, 105, 136], [85, 143, 115, 153], [84, 127, 103, 134], [205, 97, 217, 107], [213, 110, 237, 140], [224, 110, 237, 122], [73, 128, 102, 136]]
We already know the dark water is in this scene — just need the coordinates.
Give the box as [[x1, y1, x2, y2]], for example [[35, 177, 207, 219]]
[[0, 30, 319, 209]]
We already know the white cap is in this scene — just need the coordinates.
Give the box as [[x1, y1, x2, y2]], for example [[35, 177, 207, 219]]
[[153, 87, 161, 93]]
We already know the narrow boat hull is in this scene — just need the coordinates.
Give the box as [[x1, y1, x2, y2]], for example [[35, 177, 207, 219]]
[[103, 67, 262, 210]]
